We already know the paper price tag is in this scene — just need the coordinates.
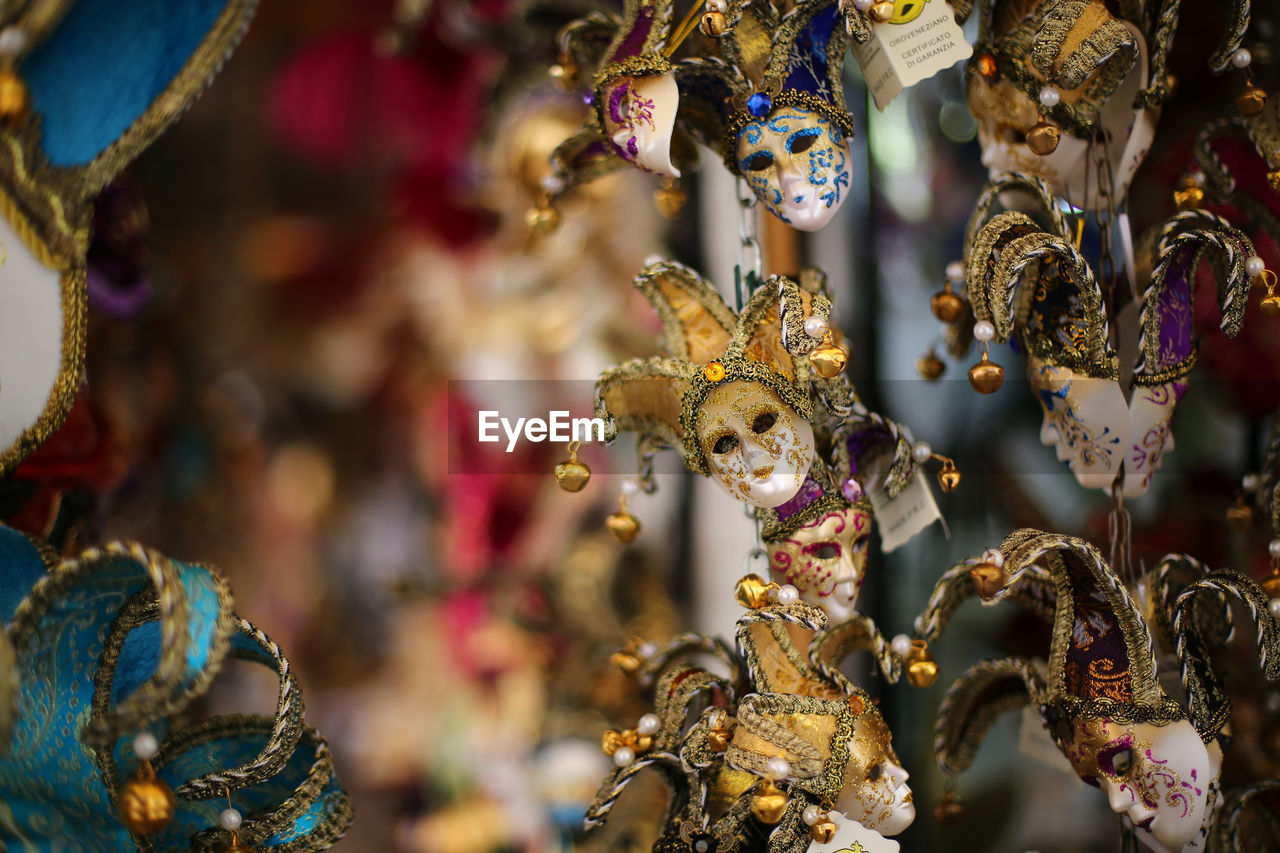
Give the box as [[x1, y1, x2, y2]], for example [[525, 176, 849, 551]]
[[806, 813, 900, 853], [868, 470, 942, 553], [850, 0, 972, 110]]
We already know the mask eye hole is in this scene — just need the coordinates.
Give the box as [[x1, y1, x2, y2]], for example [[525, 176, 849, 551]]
[[787, 130, 820, 154], [743, 151, 774, 172], [866, 763, 884, 782], [813, 543, 841, 560], [1109, 748, 1135, 777], [1003, 126, 1026, 145], [712, 433, 739, 455], [751, 412, 777, 434]]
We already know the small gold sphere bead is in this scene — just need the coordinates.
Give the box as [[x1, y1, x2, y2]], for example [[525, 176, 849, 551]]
[[1268, 170, 1280, 193], [905, 639, 938, 688], [0, 70, 28, 126], [870, 1, 895, 23], [118, 773, 176, 835], [930, 285, 967, 324], [654, 182, 687, 219], [700, 11, 728, 36], [809, 335, 849, 378], [750, 779, 789, 825], [1262, 573, 1280, 600], [1237, 83, 1267, 117], [917, 350, 945, 381], [554, 449, 591, 492], [525, 204, 561, 235], [1026, 119, 1060, 156], [937, 460, 961, 492], [704, 361, 726, 383], [606, 509, 641, 543], [969, 562, 1003, 600], [1225, 498, 1255, 531], [935, 792, 965, 825], [1261, 293, 1280, 317], [811, 821, 837, 843], [220, 840, 257, 853], [1173, 185, 1205, 211], [968, 352, 1004, 394], [734, 574, 774, 609]]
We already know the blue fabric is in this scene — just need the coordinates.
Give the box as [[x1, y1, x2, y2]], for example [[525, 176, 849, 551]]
[[0, 524, 47, 624], [23, 0, 228, 168], [782, 5, 839, 105]]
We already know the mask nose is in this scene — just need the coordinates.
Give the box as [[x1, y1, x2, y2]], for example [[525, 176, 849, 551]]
[[1039, 416, 1061, 447], [1103, 779, 1137, 815], [778, 162, 807, 201]]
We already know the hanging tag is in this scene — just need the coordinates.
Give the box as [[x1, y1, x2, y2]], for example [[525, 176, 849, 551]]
[[850, 0, 973, 111], [867, 470, 942, 552], [805, 811, 900, 852]]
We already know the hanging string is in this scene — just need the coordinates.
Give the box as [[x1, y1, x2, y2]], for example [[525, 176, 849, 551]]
[[664, 0, 705, 58], [1109, 481, 1133, 588], [735, 177, 763, 311]]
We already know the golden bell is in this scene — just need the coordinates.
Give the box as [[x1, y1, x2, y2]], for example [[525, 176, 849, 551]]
[[554, 446, 590, 492], [118, 771, 176, 835], [525, 203, 560, 235], [917, 350, 945, 381], [1237, 83, 1267, 117], [220, 839, 257, 853], [810, 335, 848, 378], [1025, 119, 1060, 156], [968, 351, 1004, 394], [606, 509, 641, 543], [735, 574, 774, 609], [870, 1, 895, 22], [1268, 170, 1280, 193], [548, 59, 579, 91], [707, 726, 732, 752], [700, 10, 728, 36], [969, 562, 1003, 600], [811, 821, 837, 843], [750, 779, 788, 825], [1262, 573, 1280, 599], [0, 71, 28, 126], [935, 792, 965, 825], [905, 639, 938, 688], [937, 460, 961, 493], [1261, 293, 1280, 317], [1226, 498, 1254, 531], [654, 178, 686, 218], [1173, 185, 1204, 211], [601, 729, 625, 755], [930, 284, 967, 324]]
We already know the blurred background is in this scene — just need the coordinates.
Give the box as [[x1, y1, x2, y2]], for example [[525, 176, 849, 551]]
[[7, 1, 1279, 850]]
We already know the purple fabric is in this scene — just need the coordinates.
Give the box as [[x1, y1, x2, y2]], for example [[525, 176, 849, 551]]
[[774, 476, 825, 521], [1063, 553, 1132, 703], [612, 6, 655, 61], [843, 425, 888, 477], [1153, 244, 1195, 371]]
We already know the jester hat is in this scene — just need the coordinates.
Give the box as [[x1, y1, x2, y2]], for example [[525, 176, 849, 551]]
[[0, 523, 351, 850], [0, 0, 256, 476], [595, 258, 829, 478]]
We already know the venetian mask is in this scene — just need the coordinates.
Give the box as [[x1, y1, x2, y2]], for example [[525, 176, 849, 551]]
[[1061, 717, 1221, 853], [967, 23, 1156, 209], [836, 707, 915, 836], [736, 107, 851, 231], [767, 506, 872, 622], [1123, 380, 1185, 498], [695, 380, 815, 507], [601, 71, 681, 177], [1027, 355, 1128, 492]]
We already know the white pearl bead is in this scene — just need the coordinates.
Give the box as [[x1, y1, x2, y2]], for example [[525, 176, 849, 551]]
[[973, 320, 995, 341], [614, 746, 636, 767], [644, 255, 664, 267], [1246, 255, 1266, 278], [621, 479, 640, 496], [0, 27, 27, 56], [804, 314, 829, 338], [854, 0, 873, 10], [946, 261, 965, 284], [1269, 539, 1280, 559], [220, 808, 243, 831], [1189, 171, 1207, 187], [802, 805, 822, 826], [984, 549, 1004, 568], [1232, 48, 1252, 68], [132, 732, 159, 761], [1270, 598, 1280, 619], [637, 713, 661, 736], [1038, 86, 1060, 107], [912, 441, 933, 463], [637, 641, 659, 659], [540, 173, 566, 194], [1243, 473, 1261, 492], [776, 584, 800, 605], [707, 0, 728, 11], [890, 633, 912, 657], [766, 757, 791, 780]]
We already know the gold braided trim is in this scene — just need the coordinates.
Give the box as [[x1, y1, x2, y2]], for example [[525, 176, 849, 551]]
[[721, 89, 855, 174], [934, 657, 1044, 779]]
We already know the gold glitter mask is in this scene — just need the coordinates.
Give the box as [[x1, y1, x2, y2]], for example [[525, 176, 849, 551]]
[[1062, 717, 1220, 851], [695, 380, 815, 508], [836, 707, 915, 837]]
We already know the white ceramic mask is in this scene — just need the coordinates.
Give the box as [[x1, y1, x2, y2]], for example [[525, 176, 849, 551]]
[[736, 107, 851, 231], [1062, 717, 1221, 853], [1122, 380, 1185, 498], [601, 71, 681, 177], [0, 214, 74, 473], [836, 710, 915, 836], [1028, 356, 1129, 491], [767, 506, 872, 622], [968, 24, 1157, 209], [694, 380, 814, 508]]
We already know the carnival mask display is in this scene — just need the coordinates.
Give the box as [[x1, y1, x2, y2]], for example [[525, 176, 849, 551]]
[[835, 707, 915, 836], [695, 381, 816, 507], [767, 504, 872, 622], [736, 104, 850, 230], [1062, 717, 1222, 853], [601, 70, 681, 176], [1027, 355, 1129, 492]]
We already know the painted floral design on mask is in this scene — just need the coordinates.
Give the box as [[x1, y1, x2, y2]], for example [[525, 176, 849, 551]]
[[736, 108, 850, 231], [602, 72, 681, 176], [1123, 380, 1187, 498], [836, 709, 915, 836], [767, 507, 871, 622], [1062, 718, 1220, 853], [1027, 356, 1128, 491], [694, 380, 815, 508]]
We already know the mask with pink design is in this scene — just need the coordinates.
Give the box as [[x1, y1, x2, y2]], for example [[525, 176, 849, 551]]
[[964, 179, 1254, 498], [925, 530, 1280, 853]]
